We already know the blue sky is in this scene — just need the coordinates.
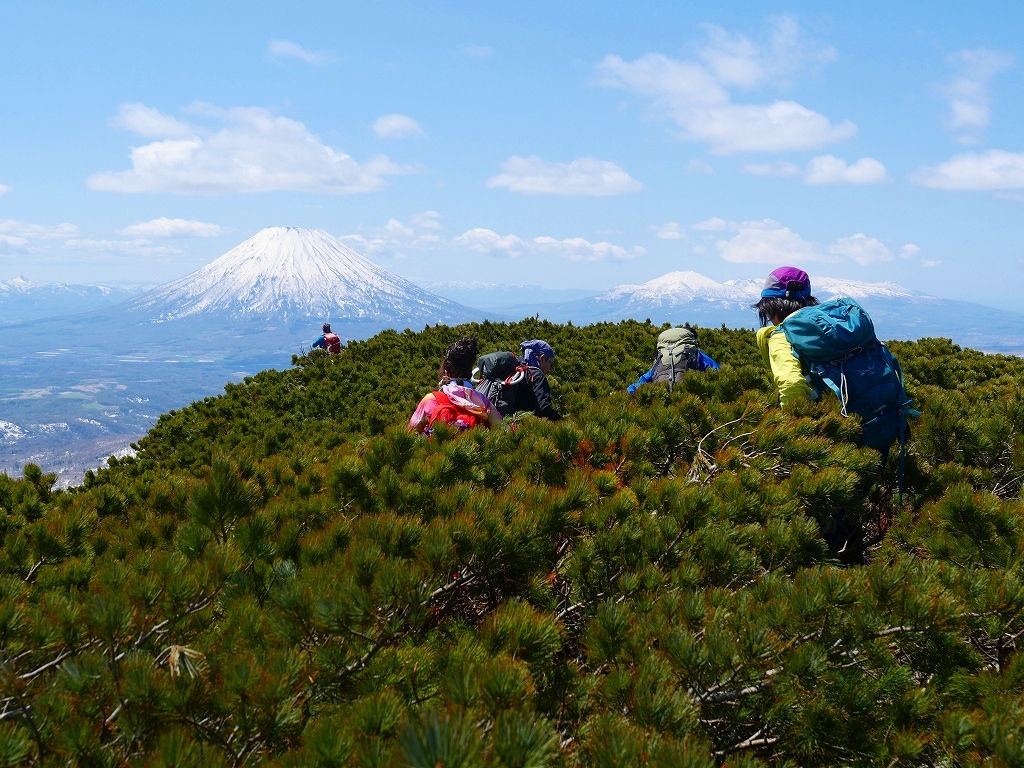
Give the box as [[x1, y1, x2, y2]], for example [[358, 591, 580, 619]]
[[1, 1, 1022, 307]]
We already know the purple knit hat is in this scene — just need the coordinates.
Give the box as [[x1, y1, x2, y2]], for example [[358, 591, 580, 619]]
[[760, 266, 812, 299]]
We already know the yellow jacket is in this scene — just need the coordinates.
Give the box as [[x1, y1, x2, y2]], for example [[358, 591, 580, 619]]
[[756, 324, 814, 409]]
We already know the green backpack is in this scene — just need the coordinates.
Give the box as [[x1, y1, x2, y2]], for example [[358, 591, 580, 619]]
[[652, 327, 699, 392]]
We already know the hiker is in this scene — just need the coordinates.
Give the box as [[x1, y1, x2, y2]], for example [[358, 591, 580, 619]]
[[752, 268, 820, 408], [752, 265, 913, 447], [627, 323, 720, 395], [512, 340, 562, 421], [311, 323, 342, 354], [476, 340, 561, 421], [753, 266, 915, 561], [473, 350, 525, 418], [409, 336, 502, 434]]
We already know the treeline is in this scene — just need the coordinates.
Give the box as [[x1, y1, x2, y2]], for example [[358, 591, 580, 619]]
[[2, 320, 1024, 765]]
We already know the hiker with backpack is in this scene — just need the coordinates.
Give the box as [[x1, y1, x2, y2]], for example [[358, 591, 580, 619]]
[[409, 336, 502, 435], [627, 323, 720, 395], [474, 340, 561, 421], [752, 266, 914, 451], [311, 323, 342, 354], [753, 266, 916, 560]]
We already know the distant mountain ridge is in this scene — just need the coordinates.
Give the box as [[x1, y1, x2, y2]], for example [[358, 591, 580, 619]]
[[0, 277, 144, 324], [523, 270, 1024, 355]]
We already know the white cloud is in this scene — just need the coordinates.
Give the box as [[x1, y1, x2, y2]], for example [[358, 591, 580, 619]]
[[0, 235, 29, 250], [740, 161, 802, 177], [111, 103, 194, 139], [534, 236, 646, 263], [340, 212, 447, 256], [804, 155, 889, 185], [410, 211, 442, 230], [691, 217, 729, 231], [450, 228, 644, 262], [912, 149, 1024, 190], [268, 40, 333, 65], [338, 215, 646, 264], [651, 222, 687, 239], [0, 220, 78, 239], [716, 219, 826, 264], [697, 15, 836, 89], [372, 114, 426, 140], [712, 219, 920, 268], [942, 48, 1014, 143], [453, 228, 526, 256], [486, 155, 643, 196], [596, 17, 854, 154], [895, 243, 936, 269], [119, 218, 225, 238], [90, 103, 405, 194], [828, 234, 892, 265], [383, 219, 414, 237], [0, 184, 10, 197], [463, 45, 494, 58]]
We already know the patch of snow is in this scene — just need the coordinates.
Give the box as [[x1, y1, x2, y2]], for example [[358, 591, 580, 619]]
[[33, 422, 70, 434], [0, 421, 26, 440]]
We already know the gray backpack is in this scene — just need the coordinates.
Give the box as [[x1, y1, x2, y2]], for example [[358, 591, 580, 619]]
[[652, 327, 699, 392]]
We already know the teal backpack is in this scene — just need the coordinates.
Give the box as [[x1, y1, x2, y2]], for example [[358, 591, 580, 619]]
[[779, 297, 917, 454]]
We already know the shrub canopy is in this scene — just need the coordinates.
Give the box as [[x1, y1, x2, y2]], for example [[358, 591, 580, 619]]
[[4, 319, 1024, 766]]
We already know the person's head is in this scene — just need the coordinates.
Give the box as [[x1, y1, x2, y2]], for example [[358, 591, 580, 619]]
[[322, 322, 332, 333], [752, 266, 818, 326], [521, 340, 555, 374], [441, 336, 479, 380]]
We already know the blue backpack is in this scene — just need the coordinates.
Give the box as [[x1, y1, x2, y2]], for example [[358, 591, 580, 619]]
[[779, 298, 916, 453]]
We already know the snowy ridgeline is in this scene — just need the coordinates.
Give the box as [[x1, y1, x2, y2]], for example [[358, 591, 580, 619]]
[[0, 277, 144, 324]]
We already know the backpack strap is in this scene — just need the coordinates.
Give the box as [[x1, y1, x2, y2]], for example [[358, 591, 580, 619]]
[[504, 368, 529, 387]]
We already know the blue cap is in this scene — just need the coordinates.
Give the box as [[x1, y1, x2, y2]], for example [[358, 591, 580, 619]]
[[521, 339, 554, 366], [760, 266, 812, 299]]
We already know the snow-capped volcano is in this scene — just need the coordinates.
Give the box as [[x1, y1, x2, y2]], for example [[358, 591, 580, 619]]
[[126, 227, 479, 325]]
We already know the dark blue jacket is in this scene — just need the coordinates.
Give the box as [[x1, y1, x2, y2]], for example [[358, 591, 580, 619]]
[[311, 334, 327, 350], [627, 350, 720, 394]]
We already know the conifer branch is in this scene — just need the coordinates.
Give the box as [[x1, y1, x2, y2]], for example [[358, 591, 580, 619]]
[[23, 557, 46, 583], [18, 638, 102, 680]]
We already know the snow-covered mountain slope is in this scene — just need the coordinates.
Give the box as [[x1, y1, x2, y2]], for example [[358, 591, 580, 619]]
[[124, 227, 480, 325]]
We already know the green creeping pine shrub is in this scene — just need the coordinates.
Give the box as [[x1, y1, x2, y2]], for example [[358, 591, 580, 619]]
[[5, 322, 1024, 765]]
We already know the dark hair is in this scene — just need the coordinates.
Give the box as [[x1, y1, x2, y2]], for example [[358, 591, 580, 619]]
[[752, 295, 819, 327], [322, 322, 331, 333], [442, 336, 479, 379]]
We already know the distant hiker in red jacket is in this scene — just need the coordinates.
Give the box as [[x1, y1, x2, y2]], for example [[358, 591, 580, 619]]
[[409, 336, 502, 434], [311, 323, 342, 354]]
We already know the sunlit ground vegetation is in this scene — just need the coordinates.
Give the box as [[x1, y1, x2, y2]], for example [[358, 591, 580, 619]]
[[4, 318, 1024, 766]]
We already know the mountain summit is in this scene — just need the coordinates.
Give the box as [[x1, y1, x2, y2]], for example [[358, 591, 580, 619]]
[[126, 227, 478, 325]]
